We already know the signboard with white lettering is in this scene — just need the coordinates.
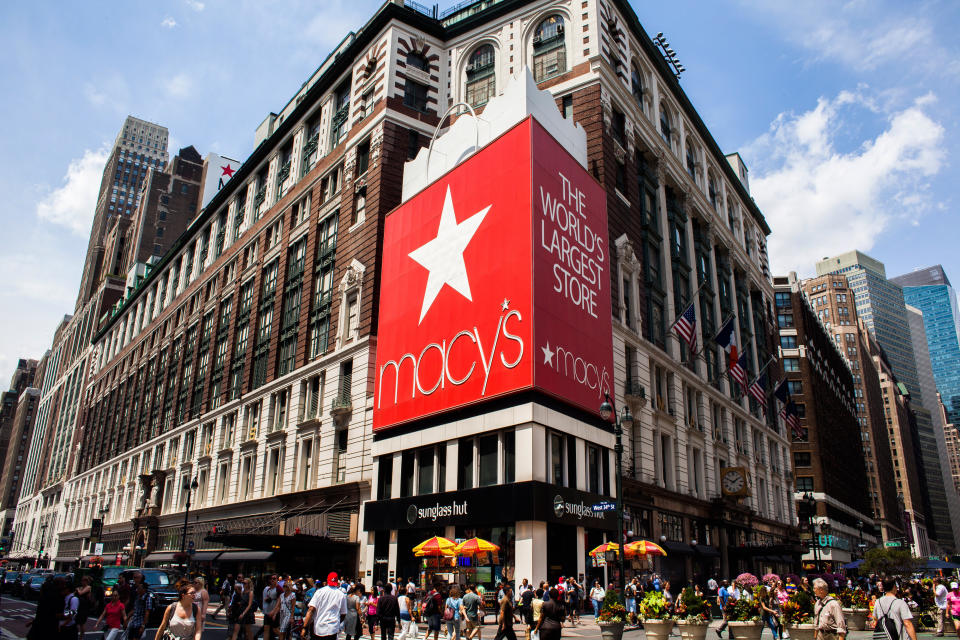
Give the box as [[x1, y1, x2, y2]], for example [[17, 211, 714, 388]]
[[374, 117, 611, 430]]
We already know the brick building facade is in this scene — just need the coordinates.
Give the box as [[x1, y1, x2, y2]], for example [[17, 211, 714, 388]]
[[13, 0, 795, 579]]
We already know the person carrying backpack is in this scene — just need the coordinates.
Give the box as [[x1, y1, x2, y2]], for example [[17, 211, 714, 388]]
[[812, 578, 845, 640], [873, 577, 918, 640], [423, 583, 443, 640]]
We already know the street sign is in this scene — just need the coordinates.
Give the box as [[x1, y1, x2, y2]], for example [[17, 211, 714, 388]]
[[592, 501, 616, 512], [93, 542, 104, 555], [885, 541, 901, 547]]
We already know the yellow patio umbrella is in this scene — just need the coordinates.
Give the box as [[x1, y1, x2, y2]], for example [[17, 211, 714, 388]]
[[624, 540, 667, 558], [455, 537, 500, 556], [412, 536, 457, 557], [588, 542, 620, 557]]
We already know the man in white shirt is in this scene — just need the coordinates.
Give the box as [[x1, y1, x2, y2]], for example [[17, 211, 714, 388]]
[[935, 577, 949, 637], [302, 571, 348, 640]]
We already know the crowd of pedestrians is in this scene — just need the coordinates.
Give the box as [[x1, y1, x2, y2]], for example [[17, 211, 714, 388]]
[[9, 566, 960, 640]]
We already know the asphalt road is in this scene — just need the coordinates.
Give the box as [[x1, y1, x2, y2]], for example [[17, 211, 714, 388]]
[[0, 595, 951, 640]]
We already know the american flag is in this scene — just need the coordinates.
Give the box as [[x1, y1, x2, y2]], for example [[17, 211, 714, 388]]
[[671, 303, 698, 352], [748, 373, 767, 412], [784, 401, 802, 438], [730, 352, 748, 393]]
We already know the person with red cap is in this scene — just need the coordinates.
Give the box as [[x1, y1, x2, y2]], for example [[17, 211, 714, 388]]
[[301, 572, 348, 640]]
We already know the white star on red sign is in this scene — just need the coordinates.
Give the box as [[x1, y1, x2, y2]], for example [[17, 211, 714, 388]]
[[408, 185, 491, 324]]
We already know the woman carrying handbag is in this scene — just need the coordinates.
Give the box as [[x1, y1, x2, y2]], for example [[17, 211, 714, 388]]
[[155, 578, 204, 640]]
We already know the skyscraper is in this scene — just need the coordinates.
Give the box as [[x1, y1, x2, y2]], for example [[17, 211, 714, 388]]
[[892, 265, 960, 426], [816, 251, 921, 400], [817, 251, 954, 551], [906, 305, 960, 550], [76, 116, 168, 308]]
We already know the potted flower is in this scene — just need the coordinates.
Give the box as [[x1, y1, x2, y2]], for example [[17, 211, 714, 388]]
[[735, 573, 760, 590], [723, 591, 763, 640], [839, 588, 869, 630], [637, 589, 675, 640], [598, 588, 628, 640], [781, 590, 816, 640], [674, 587, 711, 640]]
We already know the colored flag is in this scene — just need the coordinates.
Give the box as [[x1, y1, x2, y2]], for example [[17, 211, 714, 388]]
[[773, 379, 790, 406], [672, 303, 698, 352], [730, 352, 748, 393], [748, 373, 768, 412], [784, 402, 802, 438], [714, 317, 740, 370]]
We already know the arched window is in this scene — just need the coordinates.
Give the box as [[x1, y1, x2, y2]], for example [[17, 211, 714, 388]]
[[631, 64, 644, 107], [708, 174, 719, 210], [465, 44, 496, 107], [406, 51, 428, 71], [685, 142, 698, 182], [659, 105, 671, 145], [533, 15, 566, 82]]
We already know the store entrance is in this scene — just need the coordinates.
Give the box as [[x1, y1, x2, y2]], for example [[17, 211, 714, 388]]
[[546, 523, 576, 584]]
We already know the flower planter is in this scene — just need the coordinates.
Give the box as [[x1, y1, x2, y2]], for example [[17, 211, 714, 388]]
[[727, 621, 763, 640], [599, 621, 626, 640], [640, 619, 675, 640], [786, 623, 816, 640], [842, 608, 868, 631], [676, 620, 710, 640]]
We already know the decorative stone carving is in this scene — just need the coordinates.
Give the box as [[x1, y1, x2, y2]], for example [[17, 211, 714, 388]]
[[613, 142, 626, 164], [654, 148, 666, 183], [615, 234, 641, 271], [600, 88, 612, 133], [413, 35, 426, 55], [625, 119, 635, 155]]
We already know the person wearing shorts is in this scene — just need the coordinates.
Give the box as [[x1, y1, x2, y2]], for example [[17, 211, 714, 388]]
[[462, 584, 483, 640]]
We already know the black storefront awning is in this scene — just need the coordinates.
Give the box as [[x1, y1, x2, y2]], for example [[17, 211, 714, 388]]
[[53, 556, 78, 564], [661, 541, 694, 555], [191, 551, 222, 561], [694, 544, 721, 558], [218, 550, 274, 561]]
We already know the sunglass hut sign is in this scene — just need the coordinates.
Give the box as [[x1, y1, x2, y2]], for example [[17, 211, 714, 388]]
[[374, 118, 613, 431]]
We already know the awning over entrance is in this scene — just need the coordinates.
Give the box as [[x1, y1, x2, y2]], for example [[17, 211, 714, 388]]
[[205, 532, 358, 557], [191, 551, 222, 561], [660, 541, 694, 555], [145, 551, 178, 562], [693, 544, 720, 557], [218, 550, 274, 561], [53, 556, 78, 564]]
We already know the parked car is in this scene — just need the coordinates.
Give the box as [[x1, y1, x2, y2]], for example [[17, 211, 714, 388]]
[[2, 571, 22, 594], [119, 569, 182, 626], [22, 574, 47, 600], [12, 572, 32, 597]]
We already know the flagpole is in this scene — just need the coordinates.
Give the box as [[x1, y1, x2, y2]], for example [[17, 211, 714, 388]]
[[670, 279, 711, 327], [747, 355, 777, 387]]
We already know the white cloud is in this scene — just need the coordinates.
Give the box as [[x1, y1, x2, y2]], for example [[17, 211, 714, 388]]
[[185, 0, 205, 11], [35, 148, 110, 235], [745, 90, 945, 276], [738, 1, 960, 76], [161, 16, 177, 28], [163, 73, 193, 99]]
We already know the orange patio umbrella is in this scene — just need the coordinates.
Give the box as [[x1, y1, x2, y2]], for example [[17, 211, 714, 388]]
[[413, 536, 457, 557], [588, 542, 620, 557], [455, 537, 500, 556], [624, 540, 667, 558]]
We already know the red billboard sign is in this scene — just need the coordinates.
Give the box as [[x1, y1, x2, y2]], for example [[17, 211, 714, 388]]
[[374, 117, 611, 431]]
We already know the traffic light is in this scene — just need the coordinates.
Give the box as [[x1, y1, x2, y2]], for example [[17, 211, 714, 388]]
[[0, 537, 7, 556]]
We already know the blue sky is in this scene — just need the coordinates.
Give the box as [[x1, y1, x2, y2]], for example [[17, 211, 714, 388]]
[[0, 0, 957, 380]]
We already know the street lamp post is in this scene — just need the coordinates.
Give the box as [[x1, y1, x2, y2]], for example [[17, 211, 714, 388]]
[[803, 492, 818, 573], [856, 520, 865, 559], [600, 392, 633, 598], [180, 477, 199, 569]]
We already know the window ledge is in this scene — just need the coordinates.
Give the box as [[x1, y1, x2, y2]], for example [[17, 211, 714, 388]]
[[615, 189, 630, 207]]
